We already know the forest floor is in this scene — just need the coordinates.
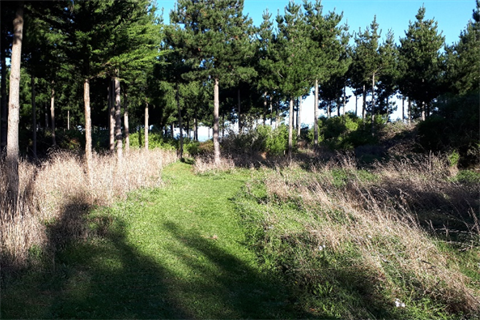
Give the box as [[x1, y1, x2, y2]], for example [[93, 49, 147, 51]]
[[1, 162, 307, 319]]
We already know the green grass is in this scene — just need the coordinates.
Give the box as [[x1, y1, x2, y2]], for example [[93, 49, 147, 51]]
[[1, 162, 304, 319]]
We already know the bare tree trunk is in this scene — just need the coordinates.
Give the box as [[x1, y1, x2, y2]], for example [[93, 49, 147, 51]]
[[109, 79, 115, 152], [67, 110, 70, 130], [263, 92, 267, 125], [6, 2, 23, 207], [362, 84, 366, 120], [371, 73, 375, 135], [124, 90, 129, 154], [314, 79, 319, 146], [213, 78, 220, 164], [355, 94, 358, 117], [421, 101, 426, 121], [288, 98, 294, 159], [327, 102, 331, 118], [176, 86, 183, 159], [295, 98, 299, 133], [144, 101, 149, 150], [31, 74, 37, 160], [114, 73, 122, 162], [272, 100, 276, 129], [408, 98, 411, 125], [297, 97, 302, 136], [194, 105, 198, 141], [50, 81, 56, 146], [84, 78, 93, 185], [1, 45, 7, 154], [237, 88, 241, 133], [402, 96, 405, 123]]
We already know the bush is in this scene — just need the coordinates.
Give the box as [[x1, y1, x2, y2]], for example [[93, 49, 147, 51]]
[[221, 125, 295, 157], [128, 131, 176, 151], [308, 113, 378, 150]]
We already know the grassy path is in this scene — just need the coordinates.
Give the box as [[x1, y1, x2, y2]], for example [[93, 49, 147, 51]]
[[2, 162, 303, 319]]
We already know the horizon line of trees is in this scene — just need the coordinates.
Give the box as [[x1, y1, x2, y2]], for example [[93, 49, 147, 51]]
[[1, 0, 478, 203]]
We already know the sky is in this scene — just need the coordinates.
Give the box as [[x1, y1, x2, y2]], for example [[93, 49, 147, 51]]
[[156, 0, 476, 137]]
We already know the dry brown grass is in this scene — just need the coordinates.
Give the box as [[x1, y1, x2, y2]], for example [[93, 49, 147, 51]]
[[1, 149, 177, 268], [193, 156, 237, 174], [252, 154, 480, 315]]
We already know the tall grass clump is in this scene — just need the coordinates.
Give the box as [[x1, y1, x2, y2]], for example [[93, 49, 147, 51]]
[[235, 154, 479, 319], [1, 149, 177, 269]]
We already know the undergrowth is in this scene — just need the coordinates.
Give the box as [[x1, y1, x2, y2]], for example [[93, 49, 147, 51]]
[[231, 154, 480, 319]]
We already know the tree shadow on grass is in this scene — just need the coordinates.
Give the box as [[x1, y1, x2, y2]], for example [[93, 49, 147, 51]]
[[160, 221, 313, 319], [1, 199, 312, 319]]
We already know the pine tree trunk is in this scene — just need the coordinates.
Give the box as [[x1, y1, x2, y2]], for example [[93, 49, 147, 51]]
[[67, 110, 70, 130], [295, 98, 299, 133], [327, 102, 331, 118], [408, 98, 411, 125], [6, 2, 23, 207], [402, 96, 405, 123], [213, 78, 220, 164], [355, 94, 358, 117], [263, 92, 267, 125], [84, 78, 93, 185], [362, 85, 366, 120], [124, 90, 129, 154], [31, 75, 37, 160], [109, 79, 115, 152], [421, 101, 426, 121], [237, 88, 241, 133], [50, 81, 56, 147], [1, 45, 7, 154], [176, 86, 183, 159], [297, 97, 302, 137], [114, 73, 122, 162], [337, 99, 340, 117], [371, 73, 375, 135], [144, 101, 149, 150], [194, 105, 198, 141], [314, 79, 319, 146], [343, 85, 346, 116], [288, 98, 294, 159]]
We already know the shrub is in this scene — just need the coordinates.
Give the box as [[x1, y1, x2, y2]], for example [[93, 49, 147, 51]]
[[128, 131, 176, 151], [221, 125, 294, 157], [308, 113, 378, 150]]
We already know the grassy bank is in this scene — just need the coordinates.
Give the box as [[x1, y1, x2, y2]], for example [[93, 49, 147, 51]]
[[232, 154, 480, 319]]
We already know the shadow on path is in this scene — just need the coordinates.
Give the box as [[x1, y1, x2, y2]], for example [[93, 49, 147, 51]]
[[2, 185, 310, 319]]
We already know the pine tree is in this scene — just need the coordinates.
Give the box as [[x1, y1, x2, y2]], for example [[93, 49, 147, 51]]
[[446, 0, 480, 95], [398, 6, 445, 121], [275, 2, 312, 157], [171, 0, 255, 164], [303, 0, 345, 145], [351, 17, 382, 129]]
